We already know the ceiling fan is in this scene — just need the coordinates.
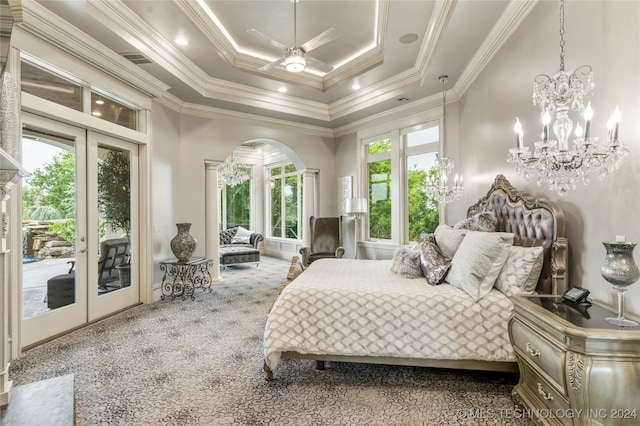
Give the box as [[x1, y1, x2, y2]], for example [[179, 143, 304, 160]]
[[247, 0, 340, 74]]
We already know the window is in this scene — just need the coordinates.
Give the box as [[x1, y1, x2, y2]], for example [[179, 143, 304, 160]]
[[363, 123, 441, 244], [268, 164, 302, 239], [366, 139, 392, 240], [20, 56, 140, 131], [21, 60, 83, 111], [91, 92, 138, 130], [220, 179, 251, 229], [404, 126, 440, 242]]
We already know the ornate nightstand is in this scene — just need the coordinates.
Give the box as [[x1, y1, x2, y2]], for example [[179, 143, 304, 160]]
[[509, 295, 640, 425]]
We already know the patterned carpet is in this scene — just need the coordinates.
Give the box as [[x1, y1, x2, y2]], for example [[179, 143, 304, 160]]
[[9, 256, 534, 425]]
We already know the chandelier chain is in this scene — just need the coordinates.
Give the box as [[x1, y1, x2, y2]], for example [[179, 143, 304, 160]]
[[425, 75, 463, 205], [559, 0, 565, 71]]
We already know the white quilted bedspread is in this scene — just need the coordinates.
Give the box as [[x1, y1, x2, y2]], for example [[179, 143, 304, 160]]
[[264, 259, 516, 371]]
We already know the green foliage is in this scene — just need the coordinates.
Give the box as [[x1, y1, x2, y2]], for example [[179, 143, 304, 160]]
[[368, 139, 391, 155], [48, 220, 76, 244], [225, 179, 250, 228], [407, 166, 439, 241], [23, 151, 75, 219], [368, 159, 392, 239], [97, 150, 131, 235], [23, 205, 62, 221], [367, 147, 440, 241]]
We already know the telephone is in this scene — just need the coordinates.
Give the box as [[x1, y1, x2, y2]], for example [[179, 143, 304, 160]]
[[562, 287, 590, 304]]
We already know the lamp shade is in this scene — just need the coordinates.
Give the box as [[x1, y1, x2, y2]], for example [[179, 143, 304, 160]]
[[345, 198, 368, 215]]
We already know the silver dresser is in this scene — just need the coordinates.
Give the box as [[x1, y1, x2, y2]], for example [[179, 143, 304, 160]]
[[509, 295, 640, 426]]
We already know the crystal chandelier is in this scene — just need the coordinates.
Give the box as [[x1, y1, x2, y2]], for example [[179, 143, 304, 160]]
[[218, 153, 250, 187], [507, 0, 628, 196], [425, 76, 463, 205]]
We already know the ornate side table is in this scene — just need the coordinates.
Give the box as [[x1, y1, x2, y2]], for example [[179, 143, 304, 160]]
[[159, 258, 214, 300], [510, 295, 640, 425]]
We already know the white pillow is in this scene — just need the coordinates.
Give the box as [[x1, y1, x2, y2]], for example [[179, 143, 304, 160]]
[[446, 231, 514, 302], [231, 226, 253, 244], [433, 224, 468, 259], [495, 245, 544, 297]]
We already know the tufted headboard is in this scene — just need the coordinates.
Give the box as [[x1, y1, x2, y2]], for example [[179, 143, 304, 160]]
[[466, 175, 568, 295]]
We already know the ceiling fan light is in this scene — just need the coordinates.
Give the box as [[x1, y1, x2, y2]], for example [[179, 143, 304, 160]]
[[284, 56, 306, 72]]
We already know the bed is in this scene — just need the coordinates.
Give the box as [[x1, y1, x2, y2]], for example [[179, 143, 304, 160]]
[[263, 175, 568, 380]]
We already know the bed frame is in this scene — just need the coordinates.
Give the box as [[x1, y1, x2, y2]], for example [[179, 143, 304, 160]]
[[264, 175, 568, 380]]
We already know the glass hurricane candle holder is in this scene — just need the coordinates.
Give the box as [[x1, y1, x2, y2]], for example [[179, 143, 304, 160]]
[[601, 241, 640, 327]]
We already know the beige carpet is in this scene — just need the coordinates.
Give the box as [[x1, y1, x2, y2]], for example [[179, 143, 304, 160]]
[[9, 256, 533, 425]]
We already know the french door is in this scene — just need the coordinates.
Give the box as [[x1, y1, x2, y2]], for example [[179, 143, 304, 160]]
[[21, 114, 139, 347]]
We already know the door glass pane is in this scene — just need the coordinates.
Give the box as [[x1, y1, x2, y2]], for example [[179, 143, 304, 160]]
[[97, 146, 131, 294], [22, 132, 77, 318], [368, 159, 391, 240], [407, 152, 439, 242]]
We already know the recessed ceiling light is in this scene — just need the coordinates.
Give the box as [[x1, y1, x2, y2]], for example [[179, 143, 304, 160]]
[[92, 111, 102, 117], [399, 33, 419, 44], [95, 100, 105, 105], [352, 83, 361, 90], [175, 37, 189, 46], [278, 87, 287, 93]]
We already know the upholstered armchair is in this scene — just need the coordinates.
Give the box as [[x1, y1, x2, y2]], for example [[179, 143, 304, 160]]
[[299, 216, 345, 266]]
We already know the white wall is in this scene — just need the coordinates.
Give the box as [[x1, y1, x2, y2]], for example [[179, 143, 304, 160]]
[[150, 102, 181, 285], [456, 1, 640, 316]]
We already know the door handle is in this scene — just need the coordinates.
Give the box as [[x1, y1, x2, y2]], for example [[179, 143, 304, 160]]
[[78, 249, 87, 254]]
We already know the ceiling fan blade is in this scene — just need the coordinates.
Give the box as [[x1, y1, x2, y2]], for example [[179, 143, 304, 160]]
[[247, 28, 288, 51], [259, 57, 286, 72], [305, 56, 334, 73], [300, 27, 340, 53]]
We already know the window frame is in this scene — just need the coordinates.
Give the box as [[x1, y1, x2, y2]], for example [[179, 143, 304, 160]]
[[265, 162, 303, 241], [359, 119, 443, 246]]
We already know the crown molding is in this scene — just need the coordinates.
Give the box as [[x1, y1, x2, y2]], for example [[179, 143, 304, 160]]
[[334, 88, 459, 138], [11, 0, 170, 98], [453, 0, 538, 96], [87, 0, 209, 94], [181, 102, 335, 139], [178, 0, 390, 91], [329, 67, 422, 120], [88, 0, 332, 120], [415, 0, 456, 78], [202, 78, 330, 121]]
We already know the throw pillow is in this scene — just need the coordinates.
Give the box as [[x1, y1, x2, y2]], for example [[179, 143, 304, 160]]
[[231, 226, 252, 244], [390, 246, 423, 278], [454, 211, 498, 232], [494, 245, 544, 297], [446, 231, 514, 302], [419, 238, 451, 285], [433, 224, 468, 259]]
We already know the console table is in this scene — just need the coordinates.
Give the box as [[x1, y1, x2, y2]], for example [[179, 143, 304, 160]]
[[510, 295, 640, 425], [159, 258, 214, 300]]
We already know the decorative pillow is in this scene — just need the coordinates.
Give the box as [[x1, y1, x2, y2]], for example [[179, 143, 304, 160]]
[[433, 224, 468, 259], [219, 227, 238, 245], [231, 226, 252, 244], [390, 246, 423, 278], [495, 245, 544, 297], [446, 231, 514, 302], [419, 237, 451, 285], [454, 211, 498, 232]]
